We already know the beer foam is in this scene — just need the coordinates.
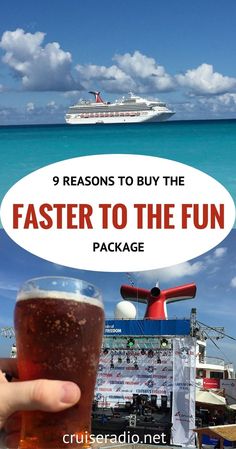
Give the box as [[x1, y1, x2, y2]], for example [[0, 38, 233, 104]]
[[17, 289, 104, 309]]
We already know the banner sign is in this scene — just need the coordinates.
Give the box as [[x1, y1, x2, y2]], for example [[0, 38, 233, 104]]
[[95, 349, 173, 407], [220, 379, 236, 404], [203, 378, 220, 389], [104, 319, 190, 336], [172, 337, 196, 446]]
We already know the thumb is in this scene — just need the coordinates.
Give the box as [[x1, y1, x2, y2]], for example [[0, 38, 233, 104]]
[[0, 379, 80, 427]]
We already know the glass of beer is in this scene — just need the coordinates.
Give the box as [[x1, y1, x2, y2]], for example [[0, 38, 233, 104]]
[[14, 277, 105, 449]]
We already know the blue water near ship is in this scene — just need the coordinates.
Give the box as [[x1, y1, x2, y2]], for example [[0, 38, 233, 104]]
[[0, 119, 236, 206]]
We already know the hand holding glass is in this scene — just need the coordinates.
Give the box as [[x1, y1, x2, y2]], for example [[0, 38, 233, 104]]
[[14, 277, 104, 449]]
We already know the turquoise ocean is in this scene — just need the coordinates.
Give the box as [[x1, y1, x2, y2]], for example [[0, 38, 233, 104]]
[[0, 119, 236, 209]]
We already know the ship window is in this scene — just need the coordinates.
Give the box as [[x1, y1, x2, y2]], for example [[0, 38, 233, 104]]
[[210, 372, 223, 379], [196, 369, 204, 378]]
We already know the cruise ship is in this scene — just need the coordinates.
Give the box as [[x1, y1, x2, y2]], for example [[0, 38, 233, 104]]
[[65, 91, 175, 125]]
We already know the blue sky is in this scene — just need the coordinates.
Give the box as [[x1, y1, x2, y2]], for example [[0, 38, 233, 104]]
[[1, 228, 236, 368], [0, 0, 236, 124]]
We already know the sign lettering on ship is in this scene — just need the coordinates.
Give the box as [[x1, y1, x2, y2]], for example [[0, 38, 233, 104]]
[[104, 319, 190, 336], [95, 351, 173, 407]]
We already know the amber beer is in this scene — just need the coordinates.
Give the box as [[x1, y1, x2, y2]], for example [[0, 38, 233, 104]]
[[14, 277, 104, 449]]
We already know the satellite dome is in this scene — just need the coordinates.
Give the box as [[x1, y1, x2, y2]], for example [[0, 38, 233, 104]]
[[115, 301, 137, 319]]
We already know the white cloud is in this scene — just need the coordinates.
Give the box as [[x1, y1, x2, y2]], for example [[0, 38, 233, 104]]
[[230, 277, 236, 288], [0, 28, 78, 91], [137, 260, 203, 283], [26, 101, 58, 114], [0, 108, 11, 117], [204, 247, 228, 265], [47, 100, 58, 110], [0, 280, 18, 292], [0, 102, 66, 125], [113, 51, 175, 92], [176, 63, 236, 95], [26, 102, 35, 112], [76, 63, 134, 93], [217, 93, 236, 106], [76, 50, 175, 94], [1, 30, 235, 105], [214, 247, 227, 258], [173, 92, 236, 120], [137, 245, 228, 284], [63, 90, 81, 98], [198, 93, 236, 113]]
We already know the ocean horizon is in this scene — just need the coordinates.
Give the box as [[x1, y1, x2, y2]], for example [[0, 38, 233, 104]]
[[1, 117, 236, 127]]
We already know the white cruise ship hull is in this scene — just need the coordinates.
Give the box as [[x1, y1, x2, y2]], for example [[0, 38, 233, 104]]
[[65, 110, 174, 125]]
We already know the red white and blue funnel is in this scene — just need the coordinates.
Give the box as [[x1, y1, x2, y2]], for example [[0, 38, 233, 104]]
[[120, 283, 196, 320]]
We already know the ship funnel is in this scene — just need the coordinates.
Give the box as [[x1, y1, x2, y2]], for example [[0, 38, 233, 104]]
[[120, 283, 196, 320], [89, 91, 104, 104]]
